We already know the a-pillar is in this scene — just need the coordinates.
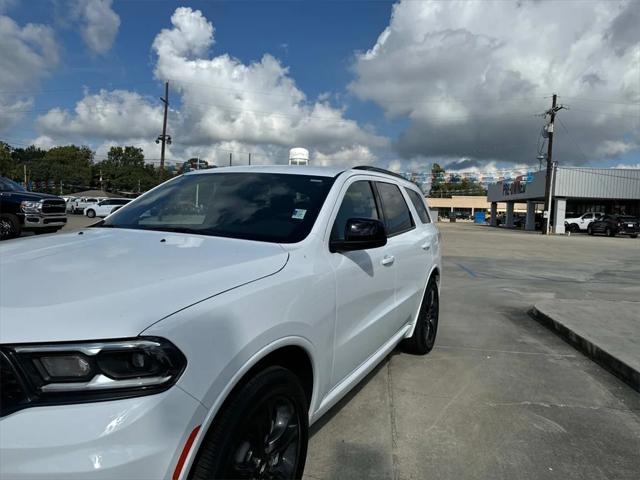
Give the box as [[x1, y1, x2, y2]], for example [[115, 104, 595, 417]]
[[553, 197, 566, 234], [490, 202, 497, 226], [505, 202, 514, 228], [525, 201, 536, 231]]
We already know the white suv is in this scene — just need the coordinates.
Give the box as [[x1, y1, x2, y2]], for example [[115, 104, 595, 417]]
[[84, 198, 132, 218], [0, 165, 441, 480], [564, 212, 603, 233]]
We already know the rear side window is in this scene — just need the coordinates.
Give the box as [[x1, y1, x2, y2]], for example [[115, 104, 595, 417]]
[[375, 182, 414, 236], [405, 188, 431, 224], [331, 181, 379, 241]]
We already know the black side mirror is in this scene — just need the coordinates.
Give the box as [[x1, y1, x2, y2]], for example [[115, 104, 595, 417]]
[[330, 218, 387, 253]]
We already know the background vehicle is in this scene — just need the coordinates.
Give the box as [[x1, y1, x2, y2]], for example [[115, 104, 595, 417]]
[[0, 166, 442, 479], [84, 198, 132, 218], [588, 214, 639, 238], [71, 196, 105, 214], [0, 176, 67, 240], [565, 212, 603, 233]]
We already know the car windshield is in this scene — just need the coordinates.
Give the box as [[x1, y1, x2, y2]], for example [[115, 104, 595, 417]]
[[0, 177, 26, 192], [100, 172, 335, 243]]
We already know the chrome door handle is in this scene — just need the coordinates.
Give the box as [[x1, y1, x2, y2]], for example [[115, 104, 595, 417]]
[[421, 243, 431, 251], [381, 255, 395, 266]]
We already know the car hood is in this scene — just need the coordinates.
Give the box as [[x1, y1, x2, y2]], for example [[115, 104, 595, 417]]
[[0, 228, 289, 343], [1, 191, 63, 201]]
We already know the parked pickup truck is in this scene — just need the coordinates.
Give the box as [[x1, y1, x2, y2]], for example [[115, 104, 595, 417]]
[[0, 176, 67, 240], [564, 212, 603, 233]]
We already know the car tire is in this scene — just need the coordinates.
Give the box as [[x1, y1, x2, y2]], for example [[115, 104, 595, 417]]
[[189, 366, 308, 480], [605, 227, 614, 237], [569, 224, 580, 233], [86, 209, 96, 218], [587, 225, 593, 235], [401, 277, 439, 355], [0, 214, 21, 240], [631, 234, 638, 239]]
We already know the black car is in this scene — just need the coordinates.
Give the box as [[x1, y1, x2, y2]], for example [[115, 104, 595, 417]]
[[587, 214, 639, 238], [0, 176, 67, 240]]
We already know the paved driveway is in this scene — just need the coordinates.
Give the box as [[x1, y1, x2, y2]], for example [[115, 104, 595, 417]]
[[305, 223, 640, 480]]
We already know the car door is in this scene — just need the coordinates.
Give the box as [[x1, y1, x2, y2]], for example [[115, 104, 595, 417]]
[[375, 181, 433, 329], [594, 215, 607, 233], [326, 178, 397, 386], [580, 213, 592, 229]]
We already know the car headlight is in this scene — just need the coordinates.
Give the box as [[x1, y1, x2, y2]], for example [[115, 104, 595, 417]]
[[20, 201, 42, 213], [1, 337, 186, 408]]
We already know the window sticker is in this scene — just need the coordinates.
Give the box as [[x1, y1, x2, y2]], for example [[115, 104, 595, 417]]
[[292, 209, 307, 220]]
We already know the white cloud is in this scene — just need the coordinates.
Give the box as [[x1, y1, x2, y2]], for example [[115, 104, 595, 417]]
[[351, 0, 640, 165], [0, 15, 58, 131], [72, 0, 120, 55], [35, 7, 385, 166], [37, 89, 163, 140]]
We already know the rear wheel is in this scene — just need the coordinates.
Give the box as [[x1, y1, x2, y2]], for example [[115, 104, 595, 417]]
[[402, 277, 439, 355], [605, 227, 614, 237], [587, 225, 594, 235], [631, 234, 638, 239], [86, 209, 96, 218], [189, 366, 308, 480], [569, 224, 580, 233], [0, 214, 21, 240]]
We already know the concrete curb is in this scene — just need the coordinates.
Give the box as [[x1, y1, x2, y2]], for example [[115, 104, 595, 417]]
[[530, 306, 640, 393]]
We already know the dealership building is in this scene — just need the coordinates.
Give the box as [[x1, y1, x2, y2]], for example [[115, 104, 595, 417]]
[[486, 167, 640, 233]]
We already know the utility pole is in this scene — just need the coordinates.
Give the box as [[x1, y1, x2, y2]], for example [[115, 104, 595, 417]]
[[23, 164, 27, 188], [542, 94, 565, 235], [156, 81, 171, 173], [248, 153, 251, 166], [229, 153, 232, 166]]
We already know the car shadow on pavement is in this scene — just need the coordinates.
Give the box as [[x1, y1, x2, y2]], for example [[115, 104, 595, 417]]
[[309, 349, 400, 437]]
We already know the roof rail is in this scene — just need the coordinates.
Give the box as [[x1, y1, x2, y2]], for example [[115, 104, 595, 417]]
[[352, 165, 407, 181]]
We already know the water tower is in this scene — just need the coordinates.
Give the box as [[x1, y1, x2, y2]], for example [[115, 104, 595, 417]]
[[289, 148, 309, 166]]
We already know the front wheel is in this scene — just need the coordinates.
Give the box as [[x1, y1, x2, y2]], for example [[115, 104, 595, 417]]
[[86, 209, 96, 218], [0, 214, 21, 240], [402, 277, 439, 355], [587, 225, 594, 235], [605, 227, 614, 237], [189, 366, 308, 480], [631, 234, 638, 239]]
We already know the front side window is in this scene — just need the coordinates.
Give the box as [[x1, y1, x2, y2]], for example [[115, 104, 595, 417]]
[[101, 173, 335, 243], [331, 181, 379, 241], [376, 182, 414, 236], [583, 213, 593, 219], [405, 188, 431, 224]]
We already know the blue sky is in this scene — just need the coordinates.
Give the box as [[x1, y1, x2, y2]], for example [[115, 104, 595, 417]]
[[1, 0, 638, 173]]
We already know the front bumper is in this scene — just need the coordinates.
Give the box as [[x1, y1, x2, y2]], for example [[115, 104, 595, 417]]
[[21, 214, 67, 229], [0, 386, 207, 480]]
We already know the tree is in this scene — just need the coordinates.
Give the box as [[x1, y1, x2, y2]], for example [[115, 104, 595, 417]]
[[39, 146, 93, 191], [0, 142, 15, 178], [94, 146, 158, 192], [429, 163, 486, 197]]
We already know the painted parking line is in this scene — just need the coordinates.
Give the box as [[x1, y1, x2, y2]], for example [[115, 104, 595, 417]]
[[455, 262, 478, 278]]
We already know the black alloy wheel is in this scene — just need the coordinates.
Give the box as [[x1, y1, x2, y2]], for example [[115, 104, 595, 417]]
[[402, 278, 439, 355], [224, 395, 301, 479], [0, 214, 20, 240], [189, 366, 308, 480]]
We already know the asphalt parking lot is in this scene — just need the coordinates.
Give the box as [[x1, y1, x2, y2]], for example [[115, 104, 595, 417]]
[[305, 223, 640, 480]]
